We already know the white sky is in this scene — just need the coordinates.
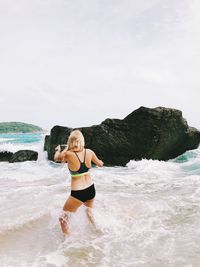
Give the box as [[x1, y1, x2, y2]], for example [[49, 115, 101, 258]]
[[0, 0, 200, 130]]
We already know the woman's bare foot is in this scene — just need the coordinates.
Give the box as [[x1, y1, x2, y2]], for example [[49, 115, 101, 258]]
[[59, 211, 71, 235], [86, 207, 96, 228]]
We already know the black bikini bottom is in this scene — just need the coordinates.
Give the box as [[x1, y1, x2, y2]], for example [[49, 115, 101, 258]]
[[71, 184, 96, 202]]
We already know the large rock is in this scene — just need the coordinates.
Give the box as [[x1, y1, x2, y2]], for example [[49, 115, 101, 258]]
[[44, 106, 200, 166], [0, 151, 13, 162], [9, 150, 38, 163]]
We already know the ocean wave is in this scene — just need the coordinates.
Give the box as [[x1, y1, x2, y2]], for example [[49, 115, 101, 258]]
[[126, 158, 182, 180], [1, 134, 200, 266], [0, 132, 45, 153], [0, 138, 15, 143], [0, 211, 50, 236], [0, 142, 41, 153]]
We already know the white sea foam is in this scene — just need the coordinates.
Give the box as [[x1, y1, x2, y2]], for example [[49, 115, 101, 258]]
[[0, 141, 42, 153], [0, 136, 200, 266], [0, 138, 15, 143]]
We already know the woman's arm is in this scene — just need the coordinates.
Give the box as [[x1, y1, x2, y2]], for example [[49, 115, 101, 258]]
[[91, 150, 104, 167], [54, 145, 67, 163]]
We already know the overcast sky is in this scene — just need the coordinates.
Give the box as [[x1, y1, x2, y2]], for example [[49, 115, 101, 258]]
[[0, 0, 199, 130]]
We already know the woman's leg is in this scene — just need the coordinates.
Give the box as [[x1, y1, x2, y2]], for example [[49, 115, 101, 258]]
[[84, 198, 96, 227], [59, 196, 83, 234]]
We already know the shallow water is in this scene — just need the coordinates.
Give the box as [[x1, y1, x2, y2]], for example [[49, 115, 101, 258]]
[[0, 133, 200, 266]]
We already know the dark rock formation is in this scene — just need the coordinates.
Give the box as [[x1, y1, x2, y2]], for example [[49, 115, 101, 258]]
[[44, 106, 200, 166], [9, 150, 38, 163], [0, 151, 13, 162], [44, 135, 50, 151]]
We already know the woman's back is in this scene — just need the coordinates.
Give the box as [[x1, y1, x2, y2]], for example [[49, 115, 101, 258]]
[[67, 148, 92, 173], [64, 148, 101, 190]]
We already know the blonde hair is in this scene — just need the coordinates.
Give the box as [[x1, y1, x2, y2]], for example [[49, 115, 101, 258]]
[[66, 130, 85, 151]]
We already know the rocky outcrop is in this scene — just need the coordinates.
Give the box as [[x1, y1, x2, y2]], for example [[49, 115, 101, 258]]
[[44, 106, 200, 166], [0, 151, 13, 162], [9, 150, 38, 163]]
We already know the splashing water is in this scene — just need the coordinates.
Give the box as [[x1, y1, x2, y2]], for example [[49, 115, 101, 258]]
[[0, 133, 200, 266]]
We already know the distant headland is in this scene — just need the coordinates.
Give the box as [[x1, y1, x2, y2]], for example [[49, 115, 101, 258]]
[[0, 122, 43, 133]]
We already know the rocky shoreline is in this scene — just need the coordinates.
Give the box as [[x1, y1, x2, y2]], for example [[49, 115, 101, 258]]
[[1, 107, 199, 165], [0, 150, 38, 163], [44, 106, 200, 166]]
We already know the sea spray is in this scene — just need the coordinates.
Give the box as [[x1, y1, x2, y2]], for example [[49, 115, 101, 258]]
[[1, 133, 200, 266]]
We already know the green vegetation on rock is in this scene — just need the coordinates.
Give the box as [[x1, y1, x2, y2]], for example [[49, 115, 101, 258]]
[[0, 122, 43, 133]]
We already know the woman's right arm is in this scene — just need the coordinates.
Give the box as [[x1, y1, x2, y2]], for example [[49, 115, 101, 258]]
[[91, 150, 104, 167], [54, 145, 68, 163]]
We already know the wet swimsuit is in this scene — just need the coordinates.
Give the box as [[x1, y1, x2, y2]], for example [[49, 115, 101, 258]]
[[69, 149, 95, 202], [71, 184, 96, 202], [68, 149, 90, 177]]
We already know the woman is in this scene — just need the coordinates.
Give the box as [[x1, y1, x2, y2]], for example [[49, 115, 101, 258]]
[[54, 129, 104, 234]]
